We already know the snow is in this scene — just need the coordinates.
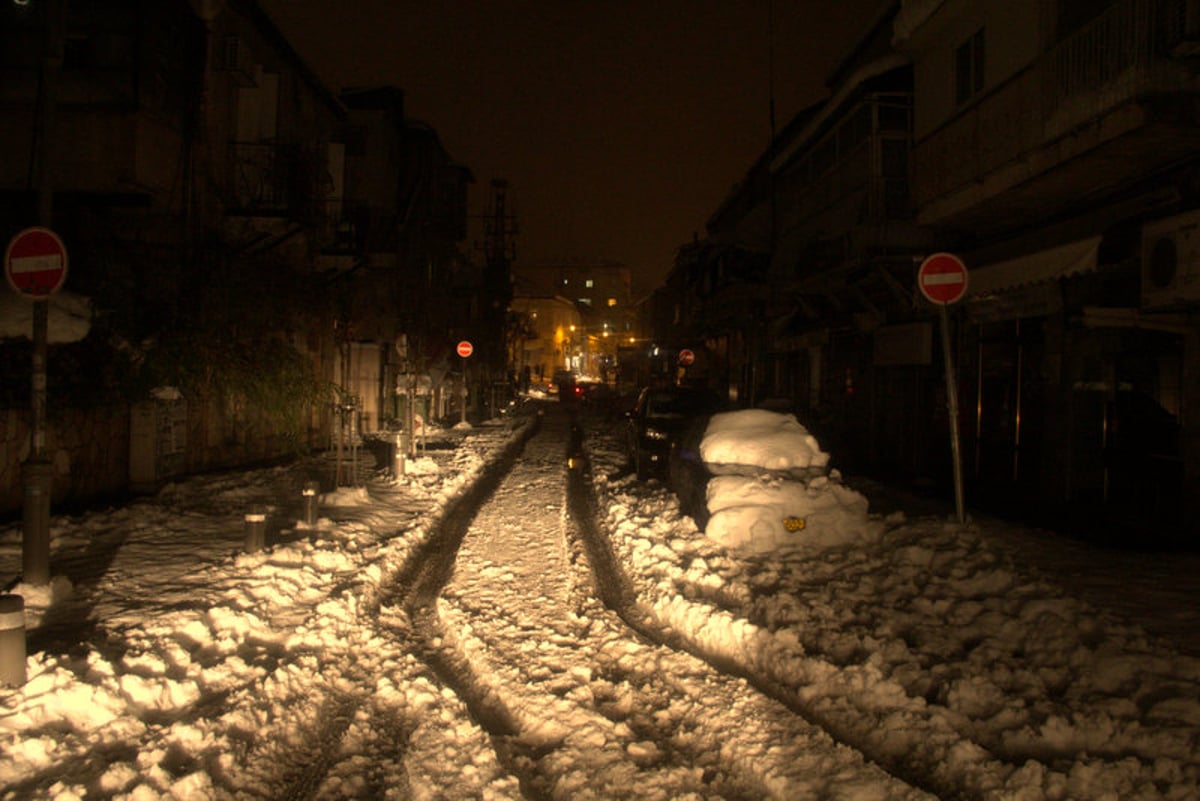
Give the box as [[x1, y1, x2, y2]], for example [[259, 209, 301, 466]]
[[0, 401, 1199, 799], [699, 410, 877, 552], [700, 408, 830, 474], [0, 289, 92, 344]]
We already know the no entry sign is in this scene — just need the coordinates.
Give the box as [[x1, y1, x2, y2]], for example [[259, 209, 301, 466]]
[[917, 252, 968, 305], [456, 340, 474, 358], [5, 227, 68, 298], [678, 348, 695, 366]]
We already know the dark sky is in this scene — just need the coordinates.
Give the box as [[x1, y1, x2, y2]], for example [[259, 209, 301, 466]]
[[260, 0, 886, 294]]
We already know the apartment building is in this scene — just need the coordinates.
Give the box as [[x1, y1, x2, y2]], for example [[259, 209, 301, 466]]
[[896, 0, 1200, 535], [0, 0, 473, 512]]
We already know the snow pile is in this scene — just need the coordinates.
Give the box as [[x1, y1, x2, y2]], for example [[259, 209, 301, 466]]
[[706, 473, 881, 552], [699, 409, 830, 476], [0, 419, 525, 799], [698, 409, 876, 552], [585, 415, 1200, 801]]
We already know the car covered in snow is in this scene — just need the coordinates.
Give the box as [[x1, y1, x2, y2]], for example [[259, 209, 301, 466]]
[[668, 408, 881, 552]]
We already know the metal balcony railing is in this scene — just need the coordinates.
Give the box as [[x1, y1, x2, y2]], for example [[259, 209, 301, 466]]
[[1043, 0, 1196, 132], [229, 141, 289, 213], [913, 0, 1198, 211], [1047, 0, 1155, 104]]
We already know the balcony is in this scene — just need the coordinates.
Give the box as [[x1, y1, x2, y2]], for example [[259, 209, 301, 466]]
[[227, 142, 291, 215], [1044, 0, 1198, 137], [912, 0, 1200, 233]]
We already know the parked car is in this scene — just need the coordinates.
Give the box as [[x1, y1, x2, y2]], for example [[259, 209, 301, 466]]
[[667, 414, 720, 526], [625, 385, 727, 480], [553, 370, 580, 403], [575, 380, 617, 415], [667, 409, 829, 527], [668, 408, 876, 554]]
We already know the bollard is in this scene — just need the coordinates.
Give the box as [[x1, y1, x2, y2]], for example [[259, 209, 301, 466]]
[[393, 432, 408, 479], [0, 594, 26, 687], [244, 507, 267, 553], [301, 482, 319, 527]]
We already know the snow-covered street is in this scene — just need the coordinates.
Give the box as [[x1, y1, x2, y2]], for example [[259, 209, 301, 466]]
[[1, 399, 1199, 799]]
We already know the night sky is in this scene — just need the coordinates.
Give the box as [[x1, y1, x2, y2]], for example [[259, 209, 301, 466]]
[[261, 1, 886, 295]]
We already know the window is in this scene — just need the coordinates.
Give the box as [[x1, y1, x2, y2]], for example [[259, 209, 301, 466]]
[[955, 28, 985, 105], [607, 298, 617, 307], [585, 279, 594, 288]]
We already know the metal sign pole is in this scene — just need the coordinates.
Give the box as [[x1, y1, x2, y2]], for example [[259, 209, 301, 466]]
[[940, 303, 967, 524], [460, 356, 468, 424], [918, 252, 969, 526]]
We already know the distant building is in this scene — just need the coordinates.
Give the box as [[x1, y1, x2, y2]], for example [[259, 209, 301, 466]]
[[515, 259, 637, 380], [508, 295, 582, 382]]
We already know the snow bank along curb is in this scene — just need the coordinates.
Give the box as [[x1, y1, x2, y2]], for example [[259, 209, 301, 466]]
[[583, 409, 1200, 801]]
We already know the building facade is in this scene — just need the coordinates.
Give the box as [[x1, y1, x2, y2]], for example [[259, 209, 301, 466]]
[[896, 0, 1200, 537], [0, 0, 473, 513], [665, 0, 1200, 542]]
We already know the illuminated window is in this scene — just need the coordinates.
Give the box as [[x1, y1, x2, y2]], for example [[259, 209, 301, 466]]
[[607, 298, 617, 307], [585, 279, 594, 288]]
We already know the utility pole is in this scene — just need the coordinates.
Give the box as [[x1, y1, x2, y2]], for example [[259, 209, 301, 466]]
[[478, 180, 517, 413]]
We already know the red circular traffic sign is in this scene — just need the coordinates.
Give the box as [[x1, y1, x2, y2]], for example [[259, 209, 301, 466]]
[[917, 252, 968, 305], [5, 227, 68, 298], [678, 348, 695, 366], [456, 340, 473, 358]]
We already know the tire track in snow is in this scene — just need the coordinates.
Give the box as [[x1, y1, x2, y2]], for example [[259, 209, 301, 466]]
[[575, 417, 999, 801], [405, 405, 925, 800], [421, 407, 765, 799], [230, 414, 539, 799]]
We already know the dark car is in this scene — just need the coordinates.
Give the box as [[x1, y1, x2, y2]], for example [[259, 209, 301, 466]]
[[667, 414, 718, 526], [553, 370, 581, 403], [576, 380, 617, 415], [625, 385, 727, 480]]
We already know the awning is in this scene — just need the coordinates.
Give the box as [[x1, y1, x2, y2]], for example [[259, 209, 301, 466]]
[[967, 236, 1101, 297]]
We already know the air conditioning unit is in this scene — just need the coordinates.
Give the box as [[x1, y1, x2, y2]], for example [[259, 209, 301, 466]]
[[216, 35, 256, 86], [1141, 209, 1200, 309]]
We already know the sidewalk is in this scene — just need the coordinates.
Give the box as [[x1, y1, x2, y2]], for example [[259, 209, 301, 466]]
[[0, 420, 512, 650], [848, 475, 1200, 659]]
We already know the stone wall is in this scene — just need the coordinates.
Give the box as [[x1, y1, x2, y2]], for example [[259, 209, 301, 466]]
[[0, 405, 130, 517], [1, 396, 325, 520]]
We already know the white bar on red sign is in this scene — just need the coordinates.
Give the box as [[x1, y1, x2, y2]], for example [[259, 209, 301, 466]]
[[922, 273, 964, 285], [10, 254, 63, 274]]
